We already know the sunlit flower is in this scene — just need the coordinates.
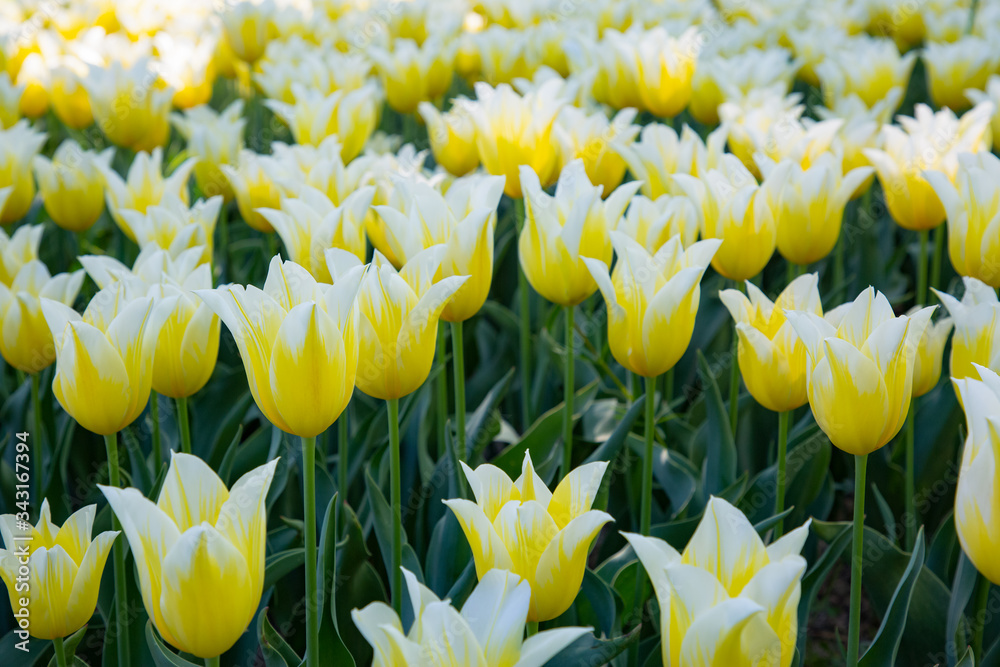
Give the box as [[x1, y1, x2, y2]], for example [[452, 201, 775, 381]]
[[100, 148, 198, 241]]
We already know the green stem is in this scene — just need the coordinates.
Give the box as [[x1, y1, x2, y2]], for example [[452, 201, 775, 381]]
[[728, 334, 739, 437], [917, 230, 929, 306], [515, 198, 532, 431], [387, 398, 402, 616], [104, 432, 130, 667], [301, 435, 318, 667], [151, 391, 161, 465], [775, 410, 789, 539], [435, 327, 448, 462], [663, 367, 674, 409], [629, 371, 641, 406], [930, 224, 945, 295], [218, 202, 230, 282], [834, 228, 845, 291], [526, 621, 538, 637], [204, 657, 220, 667], [847, 453, 869, 667], [640, 376, 656, 535], [968, 0, 980, 33], [973, 574, 990, 659], [905, 403, 916, 551], [451, 320, 466, 495], [338, 413, 349, 509], [562, 306, 575, 477], [30, 374, 42, 504], [53, 635, 68, 667], [176, 396, 191, 455]]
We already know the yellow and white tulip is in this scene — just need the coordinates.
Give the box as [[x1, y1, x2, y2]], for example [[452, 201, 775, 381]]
[[100, 148, 198, 242], [33, 141, 113, 232], [171, 100, 245, 201], [934, 277, 1000, 381], [0, 120, 45, 225]]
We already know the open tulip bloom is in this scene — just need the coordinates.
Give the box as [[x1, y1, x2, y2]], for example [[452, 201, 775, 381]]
[[354, 567, 590, 666], [786, 287, 932, 665], [934, 277, 1000, 382], [444, 452, 612, 623], [624, 497, 809, 667], [101, 454, 277, 660]]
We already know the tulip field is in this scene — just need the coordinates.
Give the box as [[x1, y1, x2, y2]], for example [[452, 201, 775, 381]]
[[5, 0, 1000, 666]]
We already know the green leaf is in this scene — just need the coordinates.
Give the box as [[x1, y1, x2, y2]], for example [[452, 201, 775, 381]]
[[947, 553, 979, 667], [315, 493, 354, 666], [0, 628, 50, 666], [859, 527, 926, 667], [46, 625, 88, 667], [579, 568, 618, 638], [584, 393, 645, 465], [257, 607, 301, 667], [870, 483, 898, 547], [464, 368, 513, 460], [216, 423, 244, 485], [145, 622, 199, 667], [753, 507, 795, 537], [263, 548, 304, 591], [544, 627, 641, 667], [957, 647, 976, 667], [696, 351, 736, 496], [364, 465, 424, 607], [795, 524, 852, 667]]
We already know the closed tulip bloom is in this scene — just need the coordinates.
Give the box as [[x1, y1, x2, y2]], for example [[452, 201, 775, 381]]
[[584, 233, 720, 378], [124, 195, 221, 264], [40, 282, 175, 435], [674, 155, 776, 282], [258, 184, 375, 276], [934, 277, 1000, 381], [445, 452, 613, 622], [155, 34, 216, 111], [220, 0, 275, 64], [341, 247, 468, 400], [924, 38, 1000, 112], [761, 155, 873, 266], [373, 174, 504, 322], [100, 148, 198, 241], [81, 246, 220, 399], [418, 101, 479, 177], [266, 82, 381, 161], [464, 79, 564, 198], [15, 52, 49, 119], [816, 37, 916, 110], [925, 152, 1000, 288], [171, 100, 245, 200], [0, 222, 42, 286], [787, 287, 934, 455], [100, 454, 277, 658], [910, 310, 953, 398], [615, 123, 726, 199], [554, 107, 639, 196], [198, 255, 362, 437], [353, 568, 589, 667], [953, 365, 1000, 584], [49, 60, 93, 130], [0, 260, 84, 374], [33, 141, 113, 232], [636, 26, 698, 117], [863, 102, 994, 232], [519, 160, 639, 306], [0, 500, 118, 640], [221, 150, 282, 233], [84, 59, 173, 152], [616, 193, 700, 253], [369, 37, 456, 113], [720, 274, 822, 413], [0, 120, 46, 224], [623, 497, 810, 667]]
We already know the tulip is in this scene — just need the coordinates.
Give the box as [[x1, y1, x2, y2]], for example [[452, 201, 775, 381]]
[[171, 100, 245, 200], [635, 26, 699, 117], [0, 221, 42, 286], [689, 49, 797, 126], [220, 0, 275, 64], [445, 452, 613, 621], [100, 148, 198, 242], [0, 500, 118, 646], [49, 60, 93, 130], [256, 50, 372, 104], [966, 75, 1000, 140], [953, 365, 1000, 586], [0, 120, 45, 224], [123, 195, 221, 264], [674, 154, 776, 282], [15, 52, 48, 119], [418, 101, 479, 177], [100, 454, 277, 659], [554, 107, 639, 196], [262, 136, 372, 205], [221, 149, 282, 233], [33, 141, 113, 232], [470, 25, 533, 85], [759, 154, 873, 268], [369, 37, 456, 113], [155, 34, 217, 110], [816, 37, 916, 110], [924, 38, 1000, 112], [615, 122, 726, 199], [934, 277, 1000, 381], [718, 87, 802, 177], [337, 246, 465, 615], [258, 184, 375, 274], [353, 567, 590, 666], [924, 152, 1000, 289], [266, 82, 381, 161], [578, 28, 643, 110], [787, 287, 932, 667], [616, 193, 700, 253], [720, 274, 822, 533], [464, 79, 564, 198], [0, 72, 21, 128], [623, 497, 810, 667], [911, 311, 953, 398], [198, 255, 361, 666], [84, 58, 173, 152]]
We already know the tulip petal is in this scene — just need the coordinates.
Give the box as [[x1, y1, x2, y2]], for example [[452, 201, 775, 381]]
[[514, 452, 552, 507], [54, 504, 95, 565], [351, 602, 423, 666], [678, 597, 779, 667], [462, 462, 519, 523], [54, 321, 131, 435], [27, 546, 79, 639], [420, 600, 489, 666], [531, 510, 612, 622], [766, 520, 811, 562], [513, 627, 593, 667], [65, 530, 117, 638], [461, 570, 531, 666], [157, 452, 230, 532], [547, 461, 609, 530], [740, 557, 807, 667], [621, 532, 683, 607], [444, 499, 514, 579]]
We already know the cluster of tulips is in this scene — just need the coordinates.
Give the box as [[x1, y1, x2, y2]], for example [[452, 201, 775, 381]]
[[2, 0, 1000, 665]]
